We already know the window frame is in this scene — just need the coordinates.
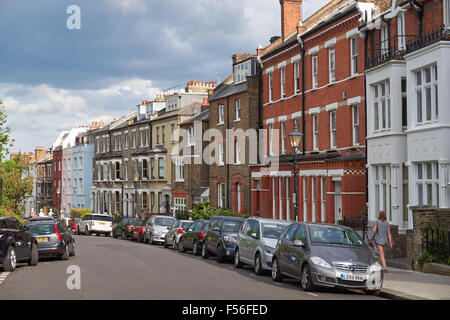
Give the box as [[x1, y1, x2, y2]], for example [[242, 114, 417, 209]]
[[329, 47, 335, 83], [351, 36, 358, 76], [312, 55, 318, 89], [330, 111, 337, 149]]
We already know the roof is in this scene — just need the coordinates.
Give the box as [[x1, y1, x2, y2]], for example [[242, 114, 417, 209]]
[[191, 186, 209, 198], [208, 81, 248, 101], [179, 109, 209, 125]]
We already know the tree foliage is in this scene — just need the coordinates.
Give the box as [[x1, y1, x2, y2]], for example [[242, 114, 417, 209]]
[[0, 100, 14, 162], [191, 202, 248, 220]]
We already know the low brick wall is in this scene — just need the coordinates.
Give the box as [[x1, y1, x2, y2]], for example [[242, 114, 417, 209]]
[[411, 207, 450, 269], [384, 224, 408, 259]]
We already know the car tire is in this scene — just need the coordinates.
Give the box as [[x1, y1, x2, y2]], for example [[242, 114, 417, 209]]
[[105, 232, 110, 237], [138, 234, 144, 243], [172, 237, 178, 250], [69, 242, 75, 257], [178, 240, 185, 253], [27, 243, 38, 266], [2, 245, 17, 272], [150, 233, 155, 245], [113, 230, 118, 238], [163, 238, 168, 248], [122, 231, 127, 240], [193, 240, 200, 256], [271, 257, 283, 282], [254, 253, 263, 275], [216, 244, 224, 263], [201, 242, 209, 259], [144, 233, 149, 244], [60, 244, 69, 260], [300, 263, 315, 292], [85, 227, 90, 236], [234, 248, 243, 268]]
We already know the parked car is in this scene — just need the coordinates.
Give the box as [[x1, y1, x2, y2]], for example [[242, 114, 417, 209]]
[[73, 218, 82, 235], [131, 219, 148, 242], [177, 219, 209, 255], [144, 215, 176, 245], [164, 220, 193, 249], [0, 216, 38, 271], [270, 222, 383, 294], [234, 217, 291, 275], [29, 216, 54, 223], [78, 213, 113, 236], [112, 218, 141, 239], [27, 220, 75, 260], [201, 216, 245, 263]]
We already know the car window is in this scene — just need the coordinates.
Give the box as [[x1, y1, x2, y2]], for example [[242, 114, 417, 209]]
[[6, 219, 20, 230], [209, 218, 221, 231], [181, 221, 193, 229], [223, 220, 242, 233], [285, 224, 298, 241], [0, 220, 7, 229], [253, 221, 260, 237], [245, 220, 255, 236], [58, 222, 68, 233], [188, 221, 198, 232], [308, 225, 364, 246], [293, 223, 307, 243], [154, 217, 176, 226], [261, 223, 287, 239], [28, 224, 55, 235], [240, 220, 249, 234]]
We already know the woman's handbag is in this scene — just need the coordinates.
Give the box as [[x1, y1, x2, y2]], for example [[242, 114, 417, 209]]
[[368, 221, 378, 247]]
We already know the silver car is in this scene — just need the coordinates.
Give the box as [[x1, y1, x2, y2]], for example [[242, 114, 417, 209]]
[[164, 220, 193, 249], [144, 215, 176, 245], [234, 217, 291, 275]]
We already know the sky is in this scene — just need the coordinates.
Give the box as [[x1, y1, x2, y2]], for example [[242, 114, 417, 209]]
[[0, 0, 330, 153]]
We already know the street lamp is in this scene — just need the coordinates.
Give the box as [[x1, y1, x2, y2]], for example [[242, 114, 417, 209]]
[[288, 122, 303, 222], [133, 171, 139, 219]]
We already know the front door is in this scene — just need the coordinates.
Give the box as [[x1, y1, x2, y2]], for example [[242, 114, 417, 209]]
[[334, 181, 342, 223]]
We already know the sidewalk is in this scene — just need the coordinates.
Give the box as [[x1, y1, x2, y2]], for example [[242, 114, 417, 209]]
[[380, 267, 450, 300]]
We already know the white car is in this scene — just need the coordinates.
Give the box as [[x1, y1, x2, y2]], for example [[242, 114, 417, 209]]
[[78, 213, 112, 236], [144, 215, 176, 245]]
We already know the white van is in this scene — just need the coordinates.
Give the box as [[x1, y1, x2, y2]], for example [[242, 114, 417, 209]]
[[78, 213, 112, 236]]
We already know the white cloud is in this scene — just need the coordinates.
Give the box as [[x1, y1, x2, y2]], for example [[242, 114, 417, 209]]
[[104, 0, 150, 15]]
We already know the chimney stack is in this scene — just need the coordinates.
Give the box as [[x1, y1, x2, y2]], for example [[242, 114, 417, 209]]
[[280, 0, 302, 41]]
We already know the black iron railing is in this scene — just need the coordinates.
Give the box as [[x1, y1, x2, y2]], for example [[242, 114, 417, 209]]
[[425, 227, 450, 264]]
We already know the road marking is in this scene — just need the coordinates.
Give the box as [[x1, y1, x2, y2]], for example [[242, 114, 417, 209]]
[[307, 292, 318, 297], [0, 272, 10, 285]]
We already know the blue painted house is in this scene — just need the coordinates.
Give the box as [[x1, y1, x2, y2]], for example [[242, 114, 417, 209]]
[[71, 131, 94, 210]]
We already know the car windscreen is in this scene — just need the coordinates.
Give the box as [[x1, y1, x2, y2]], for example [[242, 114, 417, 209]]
[[154, 217, 176, 226], [223, 220, 242, 233], [134, 219, 145, 226], [28, 224, 56, 235], [181, 221, 193, 229], [308, 225, 364, 246], [261, 223, 289, 239], [74, 218, 82, 223], [92, 215, 112, 222]]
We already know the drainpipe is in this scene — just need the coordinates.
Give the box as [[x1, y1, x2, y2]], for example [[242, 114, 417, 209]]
[[297, 34, 306, 156], [363, 30, 369, 213], [226, 95, 230, 210]]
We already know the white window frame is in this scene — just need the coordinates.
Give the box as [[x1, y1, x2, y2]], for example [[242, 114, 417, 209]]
[[303, 177, 307, 222], [381, 23, 389, 54], [329, 47, 335, 83], [398, 12, 406, 50], [373, 81, 391, 132], [218, 183, 226, 208], [416, 162, 440, 206], [444, 0, 450, 28], [280, 67, 286, 98], [235, 140, 241, 164], [175, 157, 184, 182], [313, 115, 319, 151], [281, 121, 286, 154], [218, 104, 224, 125], [374, 165, 392, 221], [268, 73, 273, 102], [294, 61, 300, 93], [218, 142, 224, 165], [330, 111, 337, 149], [235, 99, 241, 121], [312, 55, 318, 89], [268, 124, 274, 156], [312, 177, 316, 222], [352, 105, 360, 146], [415, 64, 438, 125], [237, 183, 241, 213], [174, 198, 187, 212], [351, 37, 358, 76], [187, 127, 195, 146]]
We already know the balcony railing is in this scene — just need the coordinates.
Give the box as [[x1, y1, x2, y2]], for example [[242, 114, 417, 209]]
[[365, 25, 449, 70]]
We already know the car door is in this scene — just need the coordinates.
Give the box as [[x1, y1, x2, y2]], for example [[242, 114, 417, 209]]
[[238, 220, 250, 262], [288, 223, 308, 279], [8, 218, 28, 259], [249, 220, 261, 263], [185, 221, 198, 250], [207, 218, 221, 255], [278, 223, 298, 274]]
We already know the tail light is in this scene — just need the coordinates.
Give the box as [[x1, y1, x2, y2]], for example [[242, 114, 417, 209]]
[[199, 232, 205, 239], [0, 234, 6, 240], [177, 228, 184, 234], [91, 221, 94, 226], [126, 225, 132, 230], [55, 224, 62, 241]]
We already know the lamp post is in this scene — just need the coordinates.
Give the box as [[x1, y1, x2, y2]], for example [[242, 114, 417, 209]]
[[288, 122, 303, 222], [133, 171, 139, 219]]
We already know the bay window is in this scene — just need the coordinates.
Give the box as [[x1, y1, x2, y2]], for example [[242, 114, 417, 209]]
[[415, 64, 438, 124]]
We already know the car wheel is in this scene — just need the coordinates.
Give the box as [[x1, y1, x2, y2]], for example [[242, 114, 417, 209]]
[[122, 231, 127, 240], [201, 242, 209, 259], [216, 244, 224, 263], [138, 234, 144, 243], [172, 237, 178, 250], [27, 243, 38, 266], [144, 233, 149, 244], [271, 257, 283, 282], [150, 233, 155, 245], [69, 242, 75, 257], [178, 240, 185, 253], [254, 253, 263, 275], [234, 248, 243, 268], [2, 245, 17, 271], [60, 244, 69, 260], [85, 227, 90, 236], [113, 229, 118, 238], [193, 240, 200, 256], [105, 232, 110, 237], [300, 263, 315, 291]]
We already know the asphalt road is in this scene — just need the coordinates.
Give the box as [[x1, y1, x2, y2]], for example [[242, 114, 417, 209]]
[[0, 235, 386, 300]]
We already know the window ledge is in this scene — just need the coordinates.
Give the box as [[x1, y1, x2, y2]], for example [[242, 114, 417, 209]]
[[233, 119, 240, 123]]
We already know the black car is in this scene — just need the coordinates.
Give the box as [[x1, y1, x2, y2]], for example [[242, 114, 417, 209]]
[[27, 220, 75, 260], [0, 216, 38, 271], [177, 219, 208, 255], [201, 216, 245, 263], [112, 218, 141, 239]]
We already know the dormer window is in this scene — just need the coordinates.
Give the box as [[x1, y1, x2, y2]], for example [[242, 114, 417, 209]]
[[234, 59, 252, 84]]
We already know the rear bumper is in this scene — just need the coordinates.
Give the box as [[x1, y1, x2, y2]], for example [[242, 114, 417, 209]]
[[37, 242, 65, 257]]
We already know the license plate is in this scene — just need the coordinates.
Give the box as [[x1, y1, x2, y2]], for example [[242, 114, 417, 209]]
[[37, 237, 49, 242], [99, 222, 106, 225], [338, 273, 365, 281]]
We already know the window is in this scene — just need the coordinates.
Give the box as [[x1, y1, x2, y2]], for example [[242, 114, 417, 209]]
[[313, 115, 319, 150], [124, 160, 128, 180], [142, 192, 148, 211], [402, 77, 407, 128], [124, 133, 128, 150], [351, 37, 358, 75], [150, 158, 155, 179], [235, 99, 240, 121], [218, 183, 226, 208], [158, 192, 163, 213], [103, 164, 107, 181], [175, 158, 184, 182], [132, 132, 136, 148], [416, 162, 440, 206], [398, 12, 406, 50], [171, 124, 175, 143], [79, 178, 83, 195], [150, 192, 155, 213], [312, 177, 316, 222], [236, 183, 241, 213], [142, 160, 148, 179], [381, 24, 389, 54], [280, 67, 286, 98], [235, 140, 241, 164], [415, 65, 438, 124], [445, 0, 450, 28], [156, 127, 160, 145], [115, 162, 120, 180], [281, 121, 286, 154], [187, 127, 194, 146], [352, 105, 359, 145], [294, 61, 300, 93], [329, 47, 335, 83], [373, 81, 391, 131], [174, 198, 187, 212], [303, 177, 307, 222], [330, 111, 337, 149], [268, 73, 273, 102], [161, 126, 165, 144], [158, 158, 164, 179], [268, 124, 274, 156], [312, 55, 318, 88], [218, 104, 224, 125], [79, 157, 83, 168], [218, 142, 224, 165], [234, 60, 251, 84], [374, 165, 392, 221]]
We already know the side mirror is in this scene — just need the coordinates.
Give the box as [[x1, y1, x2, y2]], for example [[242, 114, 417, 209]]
[[23, 225, 29, 231], [293, 240, 305, 247], [251, 232, 258, 239], [213, 226, 220, 232]]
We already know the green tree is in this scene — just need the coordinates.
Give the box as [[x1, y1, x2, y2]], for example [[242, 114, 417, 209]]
[[0, 100, 14, 162]]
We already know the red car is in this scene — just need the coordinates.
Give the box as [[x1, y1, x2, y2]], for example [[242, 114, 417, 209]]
[[130, 219, 147, 242]]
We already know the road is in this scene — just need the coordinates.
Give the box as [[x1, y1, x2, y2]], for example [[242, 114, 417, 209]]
[[0, 235, 386, 300]]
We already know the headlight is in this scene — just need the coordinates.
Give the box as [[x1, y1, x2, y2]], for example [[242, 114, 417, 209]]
[[264, 246, 276, 254], [310, 256, 332, 269], [223, 236, 237, 245], [369, 262, 382, 274]]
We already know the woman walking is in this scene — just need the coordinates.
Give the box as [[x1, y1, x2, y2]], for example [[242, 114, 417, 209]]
[[373, 211, 392, 272]]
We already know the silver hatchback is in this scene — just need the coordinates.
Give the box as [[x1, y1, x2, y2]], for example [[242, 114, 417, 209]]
[[234, 218, 291, 275]]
